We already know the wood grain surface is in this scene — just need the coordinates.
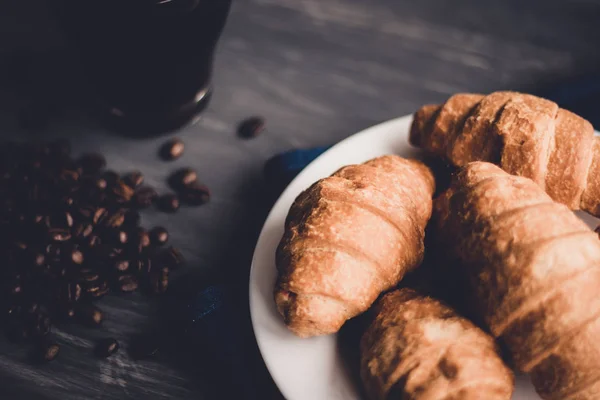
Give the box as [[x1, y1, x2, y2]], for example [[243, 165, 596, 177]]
[[0, 0, 599, 399]]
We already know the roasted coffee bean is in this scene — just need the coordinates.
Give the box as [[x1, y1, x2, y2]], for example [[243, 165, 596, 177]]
[[157, 193, 180, 213], [160, 246, 185, 269], [150, 267, 169, 294], [111, 181, 135, 205], [95, 338, 119, 358], [114, 259, 130, 273], [102, 170, 120, 185], [95, 177, 108, 190], [159, 138, 184, 161], [136, 228, 151, 249], [78, 153, 106, 174], [85, 281, 109, 300], [45, 243, 62, 263], [77, 304, 103, 327], [79, 268, 100, 285], [237, 116, 265, 139], [35, 341, 60, 362], [123, 171, 144, 188], [105, 228, 128, 247], [168, 168, 197, 190], [135, 257, 152, 274], [104, 209, 126, 229], [74, 205, 96, 221], [180, 182, 210, 206], [59, 282, 82, 303], [73, 222, 94, 239], [92, 207, 109, 225], [64, 245, 84, 265], [48, 228, 72, 242], [149, 226, 169, 247], [84, 234, 102, 249], [133, 186, 158, 209], [118, 275, 138, 293]]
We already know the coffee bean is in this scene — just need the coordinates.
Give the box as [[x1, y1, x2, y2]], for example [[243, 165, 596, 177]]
[[133, 186, 158, 209], [79, 268, 100, 286], [136, 228, 151, 249], [159, 138, 184, 161], [59, 282, 82, 303], [74, 205, 96, 221], [85, 281, 109, 300], [160, 246, 185, 269], [135, 257, 152, 274], [83, 234, 102, 249], [78, 153, 106, 174], [114, 259, 130, 273], [237, 116, 265, 139], [111, 181, 135, 205], [36, 341, 60, 362], [105, 229, 128, 247], [122, 171, 144, 188], [157, 193, 179, 213], [150, 267, 169, 294], [94, 337, 119, 358], [68, 247, 84, 265], [180, 182, 210, 206], [77, 304, 103, 327], [95, 177, 108, 190], [92, 208, 109, 225], [123, 210, 140, 227], [104, 209, 126, 229], [168, 168, 197, 190], [117, 275, 138, 293], [73, 222, 94, 239], [149, 226, 169, 247], [48, 228, 72, 242]]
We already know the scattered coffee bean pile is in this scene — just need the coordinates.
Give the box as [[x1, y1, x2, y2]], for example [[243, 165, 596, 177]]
[[0, 138, 199, 361]]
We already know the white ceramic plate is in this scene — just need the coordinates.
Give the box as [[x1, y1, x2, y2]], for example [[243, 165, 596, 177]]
[[249, 115, 599, 400]]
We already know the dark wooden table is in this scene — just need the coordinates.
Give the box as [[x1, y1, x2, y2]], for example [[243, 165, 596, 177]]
[[0, 0, 599, 399]]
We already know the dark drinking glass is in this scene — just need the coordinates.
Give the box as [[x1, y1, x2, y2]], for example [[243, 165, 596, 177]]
[[54, 0, 232, 134]]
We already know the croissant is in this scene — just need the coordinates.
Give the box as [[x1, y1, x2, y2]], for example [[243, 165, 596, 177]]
[[360, 288, 514, 400], [275, 155, 435, 337], [435, 161, 600, 400], [409, 91, 600, 216]]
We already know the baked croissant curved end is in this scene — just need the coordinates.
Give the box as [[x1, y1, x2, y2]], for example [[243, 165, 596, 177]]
[[361, 289, 514, 400], [409, 91, 600, 216], [436, 161, 600, 400], [274, 155, 435, 338]]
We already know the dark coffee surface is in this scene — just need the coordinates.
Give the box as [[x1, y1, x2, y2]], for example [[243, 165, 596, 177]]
[[0, 0, 598, 399]]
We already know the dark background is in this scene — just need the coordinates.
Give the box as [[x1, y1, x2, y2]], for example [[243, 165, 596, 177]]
[[0, 0, 599, 399]]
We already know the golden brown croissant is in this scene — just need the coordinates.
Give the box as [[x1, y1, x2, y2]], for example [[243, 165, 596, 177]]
[[409, 91, 600, 216], [275, 155, 435, 337], [361, 288, 514, 400], [435, 161, 600, 400]]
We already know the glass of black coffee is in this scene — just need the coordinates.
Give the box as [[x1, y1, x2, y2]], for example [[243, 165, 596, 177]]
[[54, 0, 232, 134]]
